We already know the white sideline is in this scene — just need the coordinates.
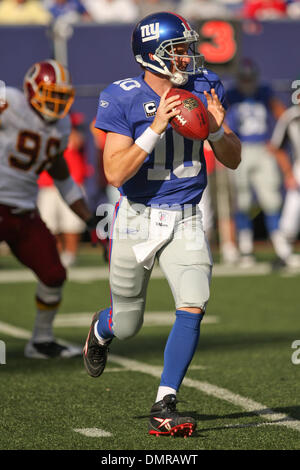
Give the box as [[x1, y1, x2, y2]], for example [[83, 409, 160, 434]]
[[53, 312, 219, 328], [0, 321, 78, 348], [0, 321, 31, 339], [1, 320, 300, 434], [0, 263, 273, 284]]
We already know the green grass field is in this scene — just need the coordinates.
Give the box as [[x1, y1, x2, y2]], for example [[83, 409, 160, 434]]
[[0, 249, 300, 451]]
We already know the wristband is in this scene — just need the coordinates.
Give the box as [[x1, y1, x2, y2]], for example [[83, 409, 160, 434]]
[[208, 126, 224, 142], [54, 176, 83, 206], [135, 126, 160, 154]]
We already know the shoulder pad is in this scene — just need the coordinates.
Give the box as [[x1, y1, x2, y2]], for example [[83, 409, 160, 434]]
[[187, 69, 223, 94], [104, 77, 143, 103]]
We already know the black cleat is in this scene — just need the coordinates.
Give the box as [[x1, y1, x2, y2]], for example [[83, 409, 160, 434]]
[[148, 394, 196, 438], [83, 312, 112, 378], [25, 340, 82, 359], [271, 256, 287, 271]]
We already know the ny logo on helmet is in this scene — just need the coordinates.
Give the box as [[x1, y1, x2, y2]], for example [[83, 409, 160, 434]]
[[141, 22, 160, 42]]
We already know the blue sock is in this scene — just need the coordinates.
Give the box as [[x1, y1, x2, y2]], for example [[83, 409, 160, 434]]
[[160, 310, 203, 391], [235, 211, 252, 231], [264, 213, 280, 233], [96, 308, 114, 340]]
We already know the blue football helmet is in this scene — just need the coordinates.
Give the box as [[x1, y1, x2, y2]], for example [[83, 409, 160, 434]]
[[132, 11, 204, 86]]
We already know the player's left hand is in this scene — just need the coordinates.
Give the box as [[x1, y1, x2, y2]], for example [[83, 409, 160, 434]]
[[204, 89, 225, 133]]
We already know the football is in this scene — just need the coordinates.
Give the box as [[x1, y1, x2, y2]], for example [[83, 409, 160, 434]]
[[167, 88, 209, 141]]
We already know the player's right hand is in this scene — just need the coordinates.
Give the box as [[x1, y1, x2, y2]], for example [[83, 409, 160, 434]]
[[150, 89, 181, 135]]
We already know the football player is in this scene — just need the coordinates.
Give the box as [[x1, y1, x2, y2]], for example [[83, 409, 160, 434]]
[[83, 12, 241, 437], [226, 59, 293, 267], [0, 59, 97, 358], [269, 92, 300, 265]]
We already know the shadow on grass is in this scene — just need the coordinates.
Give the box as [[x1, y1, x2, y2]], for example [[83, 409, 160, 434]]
[[134, 407, 300, 421], [133, 406, 300, 438], [190, 406, 300, 424]]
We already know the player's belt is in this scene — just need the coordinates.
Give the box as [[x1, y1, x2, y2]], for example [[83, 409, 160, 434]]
[[126, 199, 198, 219]]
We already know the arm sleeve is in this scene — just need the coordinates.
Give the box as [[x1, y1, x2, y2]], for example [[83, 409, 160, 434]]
[[94, 91, 132, 138]]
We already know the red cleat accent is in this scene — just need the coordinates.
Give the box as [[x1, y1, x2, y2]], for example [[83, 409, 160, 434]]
[[148, 394, 196, 438], [149, 422, 195, 438]]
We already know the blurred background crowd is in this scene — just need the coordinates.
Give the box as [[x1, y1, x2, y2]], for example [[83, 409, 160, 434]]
[[0, 0, 300, 25], [0, 0, 300, 269]]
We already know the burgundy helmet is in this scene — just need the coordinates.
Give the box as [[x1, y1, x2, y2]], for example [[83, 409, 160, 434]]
[[24, 59, 75, 122]]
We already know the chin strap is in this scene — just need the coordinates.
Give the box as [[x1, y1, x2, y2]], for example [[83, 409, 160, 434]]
[[136, 54, 188, 87], [170, 71, 188, 86]]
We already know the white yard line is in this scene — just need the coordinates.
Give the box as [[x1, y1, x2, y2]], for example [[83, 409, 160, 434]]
[[0, 263, 275, 284], [73, 428, 112, 437], [73, 419, 279, 439], [0, 321, 79, 348], [182, 378, 300, 432], [1, 321, 300, 434], [79, 363, 207, 374], [53, 312, 218, 328], [188, 365, 207, 370], [212, 263, 272, 276], [109, 354, 300, 433], [0, 321, 31, 339]]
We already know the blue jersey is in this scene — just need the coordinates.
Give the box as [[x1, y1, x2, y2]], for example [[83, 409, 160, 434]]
[[226, 85, 274, 144], [95, 71, 226, 207]]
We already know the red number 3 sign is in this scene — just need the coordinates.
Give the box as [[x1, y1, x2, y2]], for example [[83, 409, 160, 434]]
[[199, 20, 237, 64]]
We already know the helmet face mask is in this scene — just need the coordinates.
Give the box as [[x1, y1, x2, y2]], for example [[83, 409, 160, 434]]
[[156, 39, 204, 75], [31, 82, 74, 121], [24, 60, 75, 122], [132, 12, 204, 86]]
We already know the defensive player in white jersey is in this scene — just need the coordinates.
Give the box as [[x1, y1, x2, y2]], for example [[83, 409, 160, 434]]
[[0, 60, 97, 358], [270, 97, 300, 262], [83, 12, 241, 437]]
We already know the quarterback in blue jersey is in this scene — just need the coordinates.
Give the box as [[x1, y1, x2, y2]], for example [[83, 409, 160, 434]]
[[83, 11, 241, 437], [226, 59, 293, 267]]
